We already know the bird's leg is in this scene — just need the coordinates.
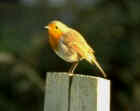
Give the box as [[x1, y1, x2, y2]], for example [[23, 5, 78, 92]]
[[68, 62, 79, 76]]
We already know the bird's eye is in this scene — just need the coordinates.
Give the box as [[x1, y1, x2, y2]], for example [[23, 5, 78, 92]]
[[55, 26, 58, 29]]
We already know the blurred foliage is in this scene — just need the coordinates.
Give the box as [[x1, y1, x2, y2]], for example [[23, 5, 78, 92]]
[[0, 0, 140, 111]]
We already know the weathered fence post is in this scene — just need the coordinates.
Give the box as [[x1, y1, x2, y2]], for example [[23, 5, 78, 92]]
[[44, 72, 110, 111]]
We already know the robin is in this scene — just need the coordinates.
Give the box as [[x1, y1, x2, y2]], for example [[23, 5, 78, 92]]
[[44, 20, 107, 78]]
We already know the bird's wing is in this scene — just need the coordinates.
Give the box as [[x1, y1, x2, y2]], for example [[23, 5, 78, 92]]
[[62, 29, 94, 58]]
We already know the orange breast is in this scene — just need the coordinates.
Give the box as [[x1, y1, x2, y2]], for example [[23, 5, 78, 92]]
[[49, 36, 59, 49], [48, 31, 63, 50], [48, 23, 63, 50]]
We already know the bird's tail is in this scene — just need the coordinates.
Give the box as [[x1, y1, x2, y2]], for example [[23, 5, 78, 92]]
[[88, 54, 107, 78]]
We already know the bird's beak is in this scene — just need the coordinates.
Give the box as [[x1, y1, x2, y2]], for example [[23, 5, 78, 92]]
[[44, 26, 49, 29]]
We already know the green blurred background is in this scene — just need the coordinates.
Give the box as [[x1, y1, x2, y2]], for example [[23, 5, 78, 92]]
[[0, 0, 140, 111]]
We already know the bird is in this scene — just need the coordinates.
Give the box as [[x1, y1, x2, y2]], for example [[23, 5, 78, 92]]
[[44, 20, 107, 78]]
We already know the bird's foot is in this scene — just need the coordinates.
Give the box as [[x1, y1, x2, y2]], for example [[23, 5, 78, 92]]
[[68, 73, 74, 76]]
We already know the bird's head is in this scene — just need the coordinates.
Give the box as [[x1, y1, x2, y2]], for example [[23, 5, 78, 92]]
[[44, 20, 70, 38]]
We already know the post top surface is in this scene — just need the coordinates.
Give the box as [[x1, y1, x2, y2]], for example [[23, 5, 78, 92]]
[[47, 72, 110, 81]]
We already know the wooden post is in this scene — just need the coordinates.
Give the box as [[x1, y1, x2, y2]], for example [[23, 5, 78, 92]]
[[44, 72, 110, 111]]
